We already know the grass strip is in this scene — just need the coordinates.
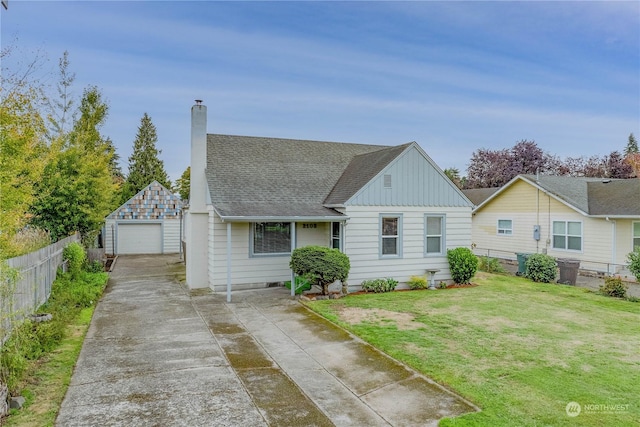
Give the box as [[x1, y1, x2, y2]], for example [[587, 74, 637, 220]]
[[3, 307, 94, 427]]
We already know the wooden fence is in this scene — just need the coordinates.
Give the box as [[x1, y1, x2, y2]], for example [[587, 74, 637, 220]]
[[1, 233, 80, 344]]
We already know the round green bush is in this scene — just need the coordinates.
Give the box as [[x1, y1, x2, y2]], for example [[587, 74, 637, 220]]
[[290, 246, 350, 295], [524, 253, 557, 283], [447, 247, 478, 284], [627, 247, 640, 282], [407, 275, 428, 290], [599, 276, 627, 298]]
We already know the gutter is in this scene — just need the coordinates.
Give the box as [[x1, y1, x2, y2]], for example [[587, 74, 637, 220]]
[[218, 215, 350, 222]]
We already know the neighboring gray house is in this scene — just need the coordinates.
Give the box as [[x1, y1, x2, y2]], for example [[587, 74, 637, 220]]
[[184, 102, 474, 295], [466, 174, 640, 275], [104, 181, 182, 255]]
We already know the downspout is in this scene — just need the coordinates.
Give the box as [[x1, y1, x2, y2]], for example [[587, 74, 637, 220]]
[[290, 222, 296, 297], [605, 217, 616, 275], [226, 222, 232, 302]]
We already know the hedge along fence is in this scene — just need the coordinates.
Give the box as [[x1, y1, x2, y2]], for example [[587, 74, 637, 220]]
[[1, 233, 80, 345]]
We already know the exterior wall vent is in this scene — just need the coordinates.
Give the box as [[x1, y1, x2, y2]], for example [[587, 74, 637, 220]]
[[384, 174, 392, 188]]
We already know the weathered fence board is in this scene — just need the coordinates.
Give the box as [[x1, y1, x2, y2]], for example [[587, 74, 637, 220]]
[[1, 233, 80, 344]]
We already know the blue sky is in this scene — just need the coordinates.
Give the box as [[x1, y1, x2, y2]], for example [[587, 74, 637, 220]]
[[2, 1, 639, 182]]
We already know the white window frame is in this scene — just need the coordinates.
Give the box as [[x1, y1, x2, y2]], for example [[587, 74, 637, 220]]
[[331, 221, 343, 251], [424, 214, 445, 256], [250, 222, 292, 257], [497, 219, 513, 236], [633, 221, 640, 250], [379, 214, 402, 258], [552, 220, 582, 252]]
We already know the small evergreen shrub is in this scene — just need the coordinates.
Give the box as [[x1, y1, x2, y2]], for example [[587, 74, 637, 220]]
[[627, 247, 640, 282], [478, 256, 507, 274], [447, 247, 478, 284], [63, 242, 86, 279], [599, 276, 628, 299], [407, 275, 428, 290], [524, 253, 557, 283], [290, 246, 350, 295], [361, 278, 398, 293]]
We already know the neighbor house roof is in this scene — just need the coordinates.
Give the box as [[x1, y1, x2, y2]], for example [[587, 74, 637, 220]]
[[205, 134, 402, 220], [474, 174, 640, 218], [462, 187, 500, 206]]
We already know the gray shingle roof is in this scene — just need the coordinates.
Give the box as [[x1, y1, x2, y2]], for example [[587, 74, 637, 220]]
[[324, 143, 412, 205], [462, 187, 500, 206], [520, 175, 640, 216], [205, 134, 396, 218]]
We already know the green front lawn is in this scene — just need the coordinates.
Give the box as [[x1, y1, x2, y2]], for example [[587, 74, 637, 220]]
[[306, 273, 640, 426]]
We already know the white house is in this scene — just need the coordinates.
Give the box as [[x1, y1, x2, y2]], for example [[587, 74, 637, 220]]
[[104, 181, 182, 255], [184, 102, 473, 297]]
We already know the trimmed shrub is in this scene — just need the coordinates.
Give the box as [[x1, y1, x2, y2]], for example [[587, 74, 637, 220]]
[[478, 256, 507, 274], [290, 246, 350, 295], [447, 247, 478, 284], [627, 247, 640, 282], [361, 278, 398, 293], [599, 276, 628, 299], [524, 253, 557, 283], [407, 275, 428, 290], [63, 242, 86, 279]]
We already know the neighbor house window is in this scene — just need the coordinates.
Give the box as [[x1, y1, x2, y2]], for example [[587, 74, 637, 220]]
[[497, 219, 513, 235], [552, 221, 582, 251], [425, 214, 445, 255], [252, 222, 291, 255], [380, 214, 402, 257], [633, 222, 640, 250]]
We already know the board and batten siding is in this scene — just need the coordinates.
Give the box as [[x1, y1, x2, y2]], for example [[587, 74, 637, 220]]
[[343, 206, 472, 289], [208, 216, 331, 292], [347, 145, 470, 208]]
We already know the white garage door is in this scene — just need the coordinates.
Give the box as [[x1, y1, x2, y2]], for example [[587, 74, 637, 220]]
[[117, 223, 162, 254]]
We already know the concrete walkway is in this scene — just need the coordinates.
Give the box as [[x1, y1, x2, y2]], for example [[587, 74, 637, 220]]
[[56, 255, 477, 426]]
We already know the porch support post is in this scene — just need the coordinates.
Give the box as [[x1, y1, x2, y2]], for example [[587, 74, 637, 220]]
[[226, 222, 232, 302], [290, 221, 296, 297]]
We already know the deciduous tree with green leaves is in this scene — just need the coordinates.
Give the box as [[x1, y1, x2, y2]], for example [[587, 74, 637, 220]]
[[31, 86, 118, 242], [0, 54, 48, 257], [174, 166, 190, 200]]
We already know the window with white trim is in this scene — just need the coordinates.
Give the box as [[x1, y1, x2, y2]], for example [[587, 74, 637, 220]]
[[552, 221, 582, 251], [380, 215, 402, 257], [331, 222, 341, 250], [633, 222, 640, 250], [497, 219, 513, 235], [252, 222, 291, 255], [425, 214, 445, 255]]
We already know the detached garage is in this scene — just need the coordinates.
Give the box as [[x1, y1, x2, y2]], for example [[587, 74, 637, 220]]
[[104, 181, 183, 255]]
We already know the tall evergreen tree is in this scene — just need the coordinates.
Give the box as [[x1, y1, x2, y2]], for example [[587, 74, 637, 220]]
[[624, 133, 638, 156], [122, 113, 170, 202]]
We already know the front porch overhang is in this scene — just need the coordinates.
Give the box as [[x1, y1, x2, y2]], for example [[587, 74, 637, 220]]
[[218, 215, 349, 223]]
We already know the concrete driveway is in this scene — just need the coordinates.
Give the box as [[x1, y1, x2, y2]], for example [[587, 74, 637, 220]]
[[56, 254, 477, 426]]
